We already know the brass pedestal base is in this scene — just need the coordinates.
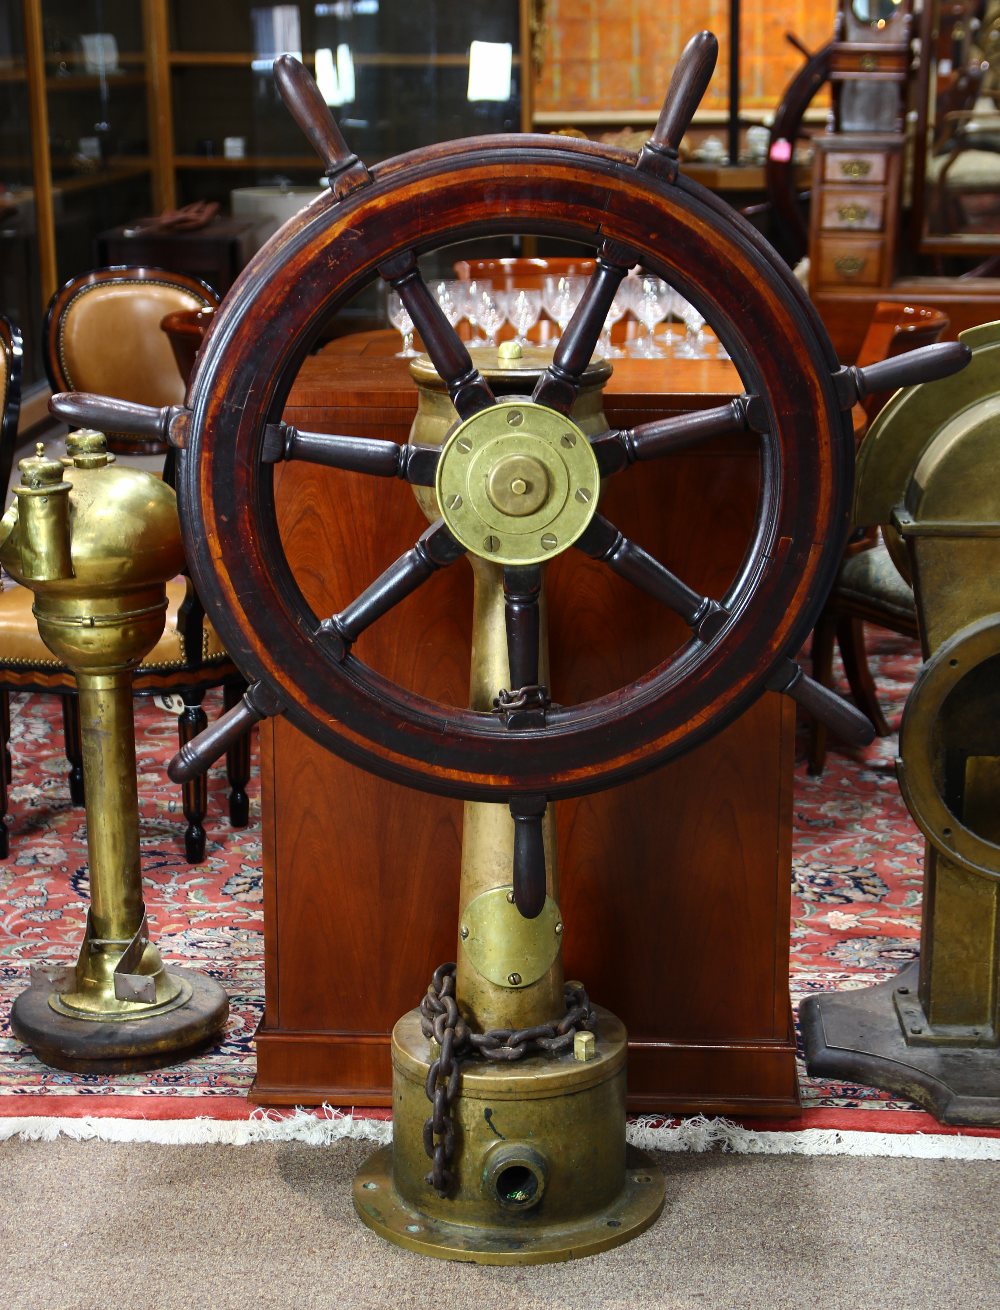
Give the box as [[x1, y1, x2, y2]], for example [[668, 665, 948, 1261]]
[[354, 1144, 662, 1265], [799, 962, 1000, 1126], [10, 970, 229, 1073], [353, 1006, 665, 1264]]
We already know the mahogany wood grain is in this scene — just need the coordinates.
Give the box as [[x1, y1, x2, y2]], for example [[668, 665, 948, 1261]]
[[253, 340, 800, 1116]]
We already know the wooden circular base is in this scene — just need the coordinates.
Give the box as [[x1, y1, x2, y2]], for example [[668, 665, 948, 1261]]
[[9, 970, 229, 1074]]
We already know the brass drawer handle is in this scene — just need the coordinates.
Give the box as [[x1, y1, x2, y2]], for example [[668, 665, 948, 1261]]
[[839, 158, 872, 179], [838, 203, 871, 225], [834, 255, 867, 279]]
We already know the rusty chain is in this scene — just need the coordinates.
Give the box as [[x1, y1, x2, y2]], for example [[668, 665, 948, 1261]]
[[418, 961, 596, 1195]]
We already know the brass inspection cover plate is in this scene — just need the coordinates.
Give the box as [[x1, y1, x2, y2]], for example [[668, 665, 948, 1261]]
[[436, 400, 600, 565]]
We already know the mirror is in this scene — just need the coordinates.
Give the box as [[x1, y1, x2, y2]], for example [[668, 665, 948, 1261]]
[[851, 0, 902, 25], [914, 1, 1000, 252]]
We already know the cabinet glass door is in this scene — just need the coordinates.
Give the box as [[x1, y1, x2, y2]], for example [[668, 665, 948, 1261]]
[[42, 0, 154, 286], [0, 4, 42, 387]]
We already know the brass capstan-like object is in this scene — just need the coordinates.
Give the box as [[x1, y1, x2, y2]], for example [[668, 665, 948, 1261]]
[[0, 432, 228, 1070]]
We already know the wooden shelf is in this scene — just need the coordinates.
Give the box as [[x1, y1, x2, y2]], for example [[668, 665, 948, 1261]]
[[168, 50, 519, 68], [52, 162, 152, 195], [174, 154, 321, 170], [45, 73, 148, 90]]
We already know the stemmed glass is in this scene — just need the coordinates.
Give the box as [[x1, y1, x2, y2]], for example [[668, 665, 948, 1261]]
[[674, 298, 710, 360], [387, 291, 417, 357], [434, 279, 465, 331], [467, 284, 504, 347], [626, 275, 670, 358], [596, 282, 630, 360], [502, 287, 542, 346], [542, 274, 586, 341]]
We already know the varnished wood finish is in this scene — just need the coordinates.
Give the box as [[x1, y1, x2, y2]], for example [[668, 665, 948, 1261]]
[[254, 345, 799, 1115], [178, 131, 854, 803]]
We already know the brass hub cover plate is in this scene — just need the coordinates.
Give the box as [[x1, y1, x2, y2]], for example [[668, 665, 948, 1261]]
[[461, 887, 562, 990], [435, 400, 600, 565]]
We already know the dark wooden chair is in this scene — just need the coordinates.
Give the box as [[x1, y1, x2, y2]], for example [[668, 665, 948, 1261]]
[[0, 268, 249, 862], [807, 303, 950, 774]]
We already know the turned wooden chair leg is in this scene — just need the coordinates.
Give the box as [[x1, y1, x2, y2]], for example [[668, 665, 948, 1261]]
[[808, 607, 837, 776], [837, 616, 891, 737], [223, 680, 251, 828], [0, 690, 10, 859], [178, 694, 209, 863], [61, 693, 85, 805]]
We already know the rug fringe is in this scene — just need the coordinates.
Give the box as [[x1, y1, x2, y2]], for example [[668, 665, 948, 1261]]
[[1, 1107, 999, 1160], [628, 1113, 1000, 1160]]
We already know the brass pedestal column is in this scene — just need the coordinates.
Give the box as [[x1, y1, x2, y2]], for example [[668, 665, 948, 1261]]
[[1, 433, 229, 1072], [800, 323, 1000, 1124], [352, 346, 664, 1263]]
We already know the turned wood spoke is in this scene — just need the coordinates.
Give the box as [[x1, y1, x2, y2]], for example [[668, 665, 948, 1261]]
[[260, 422, 439, 485], [49, 392, 188, 447], [273, 55, 370, 196], [509, 794, 547, 919], [589, 396, 763, 477], [379, 251, 495, 420], [576, 514, 728, 641], [503, 565, 543, 693], [532, 241, 632, 413], [638, 31, 719, 180], [168, 681, 283, 782], [766, 657, 875, 747], [317, 519, 466, 661]]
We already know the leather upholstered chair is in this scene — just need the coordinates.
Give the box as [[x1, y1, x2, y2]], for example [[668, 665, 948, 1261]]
[[0, 268, 249, 863], [807, 303, 949, 775]]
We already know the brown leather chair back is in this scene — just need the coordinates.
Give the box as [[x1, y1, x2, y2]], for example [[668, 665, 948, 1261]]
[[45, 266, 219, 408], [452, 256, 596, 291]]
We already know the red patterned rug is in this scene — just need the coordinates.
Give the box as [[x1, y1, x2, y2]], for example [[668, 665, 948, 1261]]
[[0, 632, 943, 1124]]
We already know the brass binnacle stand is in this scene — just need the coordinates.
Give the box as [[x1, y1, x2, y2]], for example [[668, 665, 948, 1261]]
[[0, 432, 228, 1072], [800, 323, 1000, 1124], [352, 347, 664, 1263]]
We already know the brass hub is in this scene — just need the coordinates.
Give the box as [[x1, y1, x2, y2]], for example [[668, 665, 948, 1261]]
[[436, 400, 600, 565]]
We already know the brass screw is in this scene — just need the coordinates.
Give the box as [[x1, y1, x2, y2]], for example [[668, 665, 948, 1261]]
[[484, 535, 501, 553], [507, 410, 524, 427], [460, 925, 469, 940], [575, 487, 591, 503], [560, 432, 576, 447], [446, 493, 463, 510], [511, 478, 527, 495], [456, 437, 473, 453], [555, 921, 563, 935], [506, 890, 515, 903], [541, 533, 558, 550], [508, 972, 522, 986]]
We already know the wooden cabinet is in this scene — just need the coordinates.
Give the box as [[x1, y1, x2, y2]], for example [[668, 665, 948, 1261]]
[[253, 344, 801, 1118], [810, 135, 902, 293]]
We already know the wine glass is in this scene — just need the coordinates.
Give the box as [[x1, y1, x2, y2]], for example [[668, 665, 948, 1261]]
[[469, 284, 505, 347], [674, 299, 710, 360], [502, 287, 542, 346], [542, 274, 586, 341], [596, 282, 630, 360], [626, 275, 670, 358], [434, 279, 464, 330], [387, 291, 416, 357]]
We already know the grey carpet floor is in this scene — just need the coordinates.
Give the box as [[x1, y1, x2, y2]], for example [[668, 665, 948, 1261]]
[[0, 1139, 998, 1310]]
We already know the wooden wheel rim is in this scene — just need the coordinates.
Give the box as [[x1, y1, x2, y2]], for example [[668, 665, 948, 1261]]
[[179, 135, 853, 801]]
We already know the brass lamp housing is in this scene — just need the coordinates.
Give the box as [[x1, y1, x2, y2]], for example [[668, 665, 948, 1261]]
[[0, 432, 228, 1069]]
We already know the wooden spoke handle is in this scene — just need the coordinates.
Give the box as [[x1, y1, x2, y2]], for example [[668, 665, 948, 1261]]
[[640, 31, 719, 175], [847, 341, 971, 404], [50, 392, 185, 443], [273, 54, 369, 190], [168, 681, 282, 782], [767, 658, 875, 747], [510, 795, 547, 920]]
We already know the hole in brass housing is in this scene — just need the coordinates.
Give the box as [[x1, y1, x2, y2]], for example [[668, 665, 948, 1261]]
[[495, 1164, 539, 1207]]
